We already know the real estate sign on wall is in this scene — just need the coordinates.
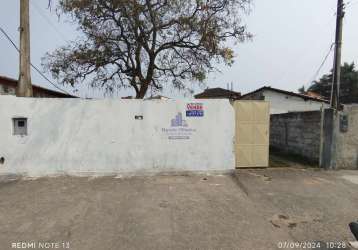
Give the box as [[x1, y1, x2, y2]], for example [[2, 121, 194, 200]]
[[186, 103, 204, 117]]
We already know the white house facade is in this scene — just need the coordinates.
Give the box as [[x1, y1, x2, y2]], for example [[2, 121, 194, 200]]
[[241, 86, 329, 114]]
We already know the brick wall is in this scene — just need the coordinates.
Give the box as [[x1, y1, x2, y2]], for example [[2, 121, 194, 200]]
[[270, 111, 322, 162]]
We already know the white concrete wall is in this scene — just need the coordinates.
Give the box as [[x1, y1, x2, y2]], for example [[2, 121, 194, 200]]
[[263, 90, 328, 114], [0, 96, 235, 177]]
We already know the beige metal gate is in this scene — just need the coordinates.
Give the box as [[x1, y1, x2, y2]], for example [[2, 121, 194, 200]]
[[234, 101, 270, 168]]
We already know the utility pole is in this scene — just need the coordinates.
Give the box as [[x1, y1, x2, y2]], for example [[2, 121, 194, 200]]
[[17, 0, 33, 97], [330, 0, 345, 109], [321, 0, 345, 170]]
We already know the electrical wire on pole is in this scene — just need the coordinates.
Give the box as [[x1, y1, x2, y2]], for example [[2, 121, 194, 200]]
[[330, 0, 345, 109], [321, 0, 345, 170], [0, 26, 74, 96], [306, 43, 335, 90]]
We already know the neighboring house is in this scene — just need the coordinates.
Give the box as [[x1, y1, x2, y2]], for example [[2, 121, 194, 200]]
[[146, 95, 170, 100], [0, 75, 76, 98], [194, 87, 241, 100], [241, 86, 329, 114]]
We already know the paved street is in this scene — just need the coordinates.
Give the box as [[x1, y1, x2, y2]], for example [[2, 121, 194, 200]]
[[1, 168, 358, 250]]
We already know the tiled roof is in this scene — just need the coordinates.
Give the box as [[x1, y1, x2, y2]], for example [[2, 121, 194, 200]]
[[241, 86, 329, 103], [0, 75, 76, 98], [195, 88, 241, 99]]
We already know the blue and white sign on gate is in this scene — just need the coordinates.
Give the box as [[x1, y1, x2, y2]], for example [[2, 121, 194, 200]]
[[186, 103, 204, 117]]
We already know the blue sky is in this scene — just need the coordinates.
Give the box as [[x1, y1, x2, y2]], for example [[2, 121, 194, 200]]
[[0, 0, 357, 98]]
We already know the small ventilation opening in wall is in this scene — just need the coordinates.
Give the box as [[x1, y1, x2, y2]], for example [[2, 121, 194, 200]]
[[13, 117, 28, 136], [135, 115, 144, 120]]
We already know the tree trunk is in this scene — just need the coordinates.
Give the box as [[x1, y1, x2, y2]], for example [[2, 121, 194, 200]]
[[136, 83, 149, 99]]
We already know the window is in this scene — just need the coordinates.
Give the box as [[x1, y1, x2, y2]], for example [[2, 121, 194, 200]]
[[13, 117, 28, 136]]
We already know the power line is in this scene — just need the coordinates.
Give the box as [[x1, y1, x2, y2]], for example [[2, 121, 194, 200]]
[[306, 43, 335, 89], [277, 5, 338, 90], [0, 27, 19, 52], [30, 0, 69, 43], [0, 26, 74, 96], [346, 0, 358, 6]]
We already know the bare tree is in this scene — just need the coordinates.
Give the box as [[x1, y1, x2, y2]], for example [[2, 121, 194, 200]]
[[43, 0, 251, 98]]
